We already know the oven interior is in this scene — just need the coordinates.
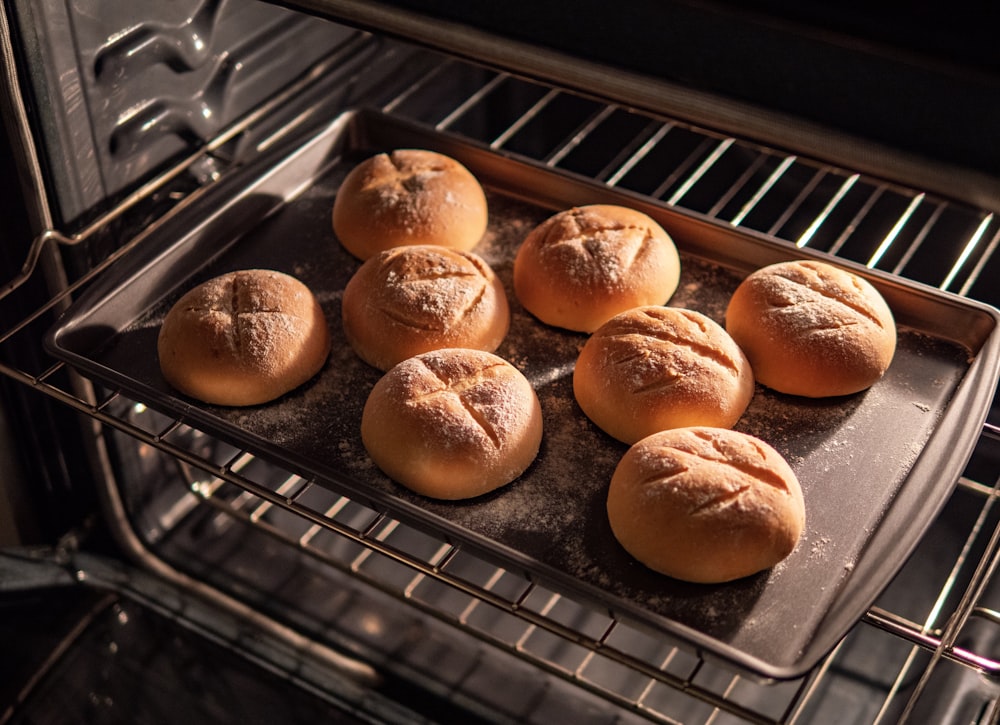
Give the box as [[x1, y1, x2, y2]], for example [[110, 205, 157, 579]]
[[2, 2, 1000, 723]]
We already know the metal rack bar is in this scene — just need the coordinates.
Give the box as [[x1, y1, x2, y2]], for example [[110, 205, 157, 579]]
[[942, 213, 995, 292], [958, 225, 1000, 297], [490, 87, 560, 149], [605, 122, 674, 188], [651, 136, 717, 201], [665, 137, 734, 206], [764, 166, 827, 238], [826, 186, 886, 257], [545, 104, 618, 168], [888, 200, 946, 276], [435, 72, 508, 132], [733, 156, 799, 228], [706, 151, 771, 220], [866, 193, 925, 269]]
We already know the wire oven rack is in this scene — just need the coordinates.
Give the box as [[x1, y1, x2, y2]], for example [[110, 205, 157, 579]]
[[4, 37, 1000, 724]]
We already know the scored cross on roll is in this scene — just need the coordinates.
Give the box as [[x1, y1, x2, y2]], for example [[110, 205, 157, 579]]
[[361, 348, 543, 500], [342, 245, 509, 371], [332, 149, 489, 260], [513, 204, 681, 332], [157, 269, 330, 406]]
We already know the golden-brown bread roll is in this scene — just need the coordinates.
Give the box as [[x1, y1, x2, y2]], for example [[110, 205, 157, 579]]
[[157, 269, 330, 406], [574, 306, 754, 444], [361, 349, 543, 500], [513, 204, 681, 332], [342, 245, 510, 371], [725, 259, 896, 397], [332, 149, 489, 260], [607, 427, 805, 583]]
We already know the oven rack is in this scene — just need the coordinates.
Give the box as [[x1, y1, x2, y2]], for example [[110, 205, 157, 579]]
[[4, 44, 1000, 723], [112, 396, 816, 725], [6, 363, 1000, 723]]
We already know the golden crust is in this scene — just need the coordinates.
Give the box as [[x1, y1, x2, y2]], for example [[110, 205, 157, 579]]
[[726, 260, 896, 397], [361, 349, 543, 500], [332, 149, 488, 260], [607, 427, 805, 583], [574, 306, 754, 443], [342, 245, 509, 370], [513, 205, 681, 332], [157, 270, 330, 406]]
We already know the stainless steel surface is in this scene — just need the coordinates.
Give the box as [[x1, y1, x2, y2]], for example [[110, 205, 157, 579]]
[[3, 11, 1000, 723]]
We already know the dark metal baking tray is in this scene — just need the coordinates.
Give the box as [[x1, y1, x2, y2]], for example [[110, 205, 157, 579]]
[[45, 109, 1000, 679]]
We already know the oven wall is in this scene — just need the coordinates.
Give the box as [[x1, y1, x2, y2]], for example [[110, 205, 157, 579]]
[[4, 0, 359, 232]]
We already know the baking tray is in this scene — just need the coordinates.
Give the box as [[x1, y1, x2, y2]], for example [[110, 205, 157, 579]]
[[45, 109, 1000, 679]]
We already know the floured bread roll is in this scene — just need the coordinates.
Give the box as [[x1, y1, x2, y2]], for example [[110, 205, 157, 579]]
[[607, 427, 805, 583], [574, 306, 754, 444], [726, 259, 896, 397], [332, 149, 489, 260], [361, 349, 543, 500], [158, 269, 330, 406], [342, 245, 509, 371], [513, 204, 681, 332]]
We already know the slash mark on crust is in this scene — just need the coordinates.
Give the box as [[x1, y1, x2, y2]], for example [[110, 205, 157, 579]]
[[410, 359, 509, 448], [773, 263, 885, 329]]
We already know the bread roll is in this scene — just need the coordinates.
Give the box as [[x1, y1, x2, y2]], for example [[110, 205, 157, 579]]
[[332, 149, 489, 260], [361, 349, 543, 500], [513, 205, 680, 332], [158, 269, 330, 406], [574, 306, 754, 444], [342, 245, 509, 371], [607, 427, 805, 583], [725, 259, 896, 397]]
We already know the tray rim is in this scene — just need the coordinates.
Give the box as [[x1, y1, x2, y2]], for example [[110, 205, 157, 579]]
[[43, 107, 1000, 680]]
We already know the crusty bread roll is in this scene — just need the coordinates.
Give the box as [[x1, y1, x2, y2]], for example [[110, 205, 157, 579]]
[[513, 204, 680, 332], [158, 269, 330, 406], [361, 349, 543, 500], [574, 306, 754, 444], [725, 259, 896, 397], [332, 149, 489, 260], [514, 204, 680, 332], [607, 427, 805, 583], [342, 245, 509, 371]]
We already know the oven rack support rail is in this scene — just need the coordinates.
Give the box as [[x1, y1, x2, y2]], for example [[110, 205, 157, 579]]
[[4, 41, 1000, 723]]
